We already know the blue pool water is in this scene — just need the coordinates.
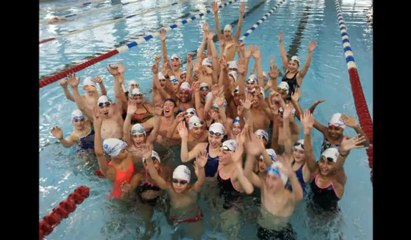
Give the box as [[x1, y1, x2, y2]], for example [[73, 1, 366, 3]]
[[39, 0, 373, 239]]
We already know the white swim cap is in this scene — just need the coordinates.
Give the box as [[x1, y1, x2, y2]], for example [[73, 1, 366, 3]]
[[173, 165, 191, 182]]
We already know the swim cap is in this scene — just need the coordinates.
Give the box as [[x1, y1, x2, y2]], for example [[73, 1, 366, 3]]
[[266, 161, 288, 186], [103, 138, 127, 157], [131, 123, 146, 136], [173, 165, 191, 182]]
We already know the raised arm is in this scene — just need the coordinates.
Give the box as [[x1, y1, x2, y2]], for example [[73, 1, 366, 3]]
[[278, 32, 288, 71], [282, 102, 293, 158], [123, 100, 137, 143], [233, 2, 246, 42], [300, 110, 318, 175], [335, 134, 367, 170], [282, 155, 303, 202], [67, 73, 89, 117], [93, 111, 115, 181], [50, 126, 75, 147], [146, 107, 163, 144], [179, 122, 201, 162], [341, 114, 370, 147], [297, 40, 317, 83], [160, 28, 169, 64], [95, 76, 107, 96], [144, 146, 169, 190], [59, 79, 75, 102], [212, 1, 223, 41], [192, 150, 207, 192]]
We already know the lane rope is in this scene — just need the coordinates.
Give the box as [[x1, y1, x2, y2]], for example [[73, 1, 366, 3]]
[[39, 0, 238, 88], [39, 0, 188, 43], [239, 0, 285, 42], [335, 0, 373, 182], [39, 186, 90, 239]]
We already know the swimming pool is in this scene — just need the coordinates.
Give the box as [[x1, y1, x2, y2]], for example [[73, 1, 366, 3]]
[[39, 0, 373, 239]]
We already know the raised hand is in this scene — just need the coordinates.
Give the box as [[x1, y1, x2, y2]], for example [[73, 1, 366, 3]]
[[202, 22, 209, 34], [212, 1, 219, 14], [177, 121, 188, 138], [239, 2, 245, 14], [300, 110, 314, 129], [252, 46, 261, 59], [66, 73, 79, 88], [94, 76, 103, 84], [269, 62, 279, 79], [50, 126, 63, 139], [106, 64, 120, 76], [240, 94, 254, 110], [117, 62, 125, 73], [341, 114, 359, 128], [159, 28, 167, 41], [206, 30, 214, 40], [152, 63, 159, 74], [155, 54, 161, 64], [308, 40, 317, 52], [127, 100, 137, 115], [187, 52, 193, 63], [278, 32, 284, 43], [340, 134, 367, 152], [59, 79, 68, 88]]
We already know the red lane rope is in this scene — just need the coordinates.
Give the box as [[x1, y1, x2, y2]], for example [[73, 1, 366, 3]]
[[39, 49, 119, 88], [39, 186, 90, 239], [335, 0, 373, 183]]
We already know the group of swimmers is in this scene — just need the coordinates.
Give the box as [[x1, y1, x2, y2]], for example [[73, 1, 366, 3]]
[[49, 1, 370, 239]]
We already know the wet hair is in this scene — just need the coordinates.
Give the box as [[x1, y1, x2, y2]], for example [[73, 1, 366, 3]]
[[164, 98, 177, 107]]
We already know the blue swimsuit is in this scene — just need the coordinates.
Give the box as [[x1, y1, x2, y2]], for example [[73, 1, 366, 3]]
[[204, 143, 219, 177]]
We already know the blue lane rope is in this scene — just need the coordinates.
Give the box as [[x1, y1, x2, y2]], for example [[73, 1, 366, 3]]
[[40, 0, 238, 85], [116, 0, 238, 53], [239, 0, 286, 42]]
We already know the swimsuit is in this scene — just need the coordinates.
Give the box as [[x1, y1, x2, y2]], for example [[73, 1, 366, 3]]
[[131, 104, 153, 124], [320, 137, 340, 153], [136, 171, 161, 206], [204, 143, 219, 177], [257, 223, 296, 240], [281, 71, 299, 99], [217, 172, 241, 210], [309, 174, 340, 211], [109, 160, 135, 199], [78, 128, 95, 150]]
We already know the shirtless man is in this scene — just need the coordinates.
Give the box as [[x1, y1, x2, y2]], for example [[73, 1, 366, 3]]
[[65, 73, 107, 120], [142, 98, 180, 147]]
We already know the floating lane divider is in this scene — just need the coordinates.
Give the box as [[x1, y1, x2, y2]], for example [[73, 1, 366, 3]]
[[239, 0, 285, 42], [39, 0, 186, 44], [335, 0, 373, 182], [39, 0, 237, 88], [40, 0, 113, 13], [39, 186, 90, 239]]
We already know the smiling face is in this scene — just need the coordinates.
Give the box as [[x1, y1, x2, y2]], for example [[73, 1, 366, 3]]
[[318, 156, 336, 176], [287, 60, 299, 72], [162, 100, 176, 117], [327, 125, 344, 140]]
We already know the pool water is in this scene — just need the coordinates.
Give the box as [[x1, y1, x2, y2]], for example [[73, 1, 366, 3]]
[[39, 0, 373, 239]]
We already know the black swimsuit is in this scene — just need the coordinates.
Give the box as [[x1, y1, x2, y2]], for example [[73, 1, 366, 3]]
[[282, 71, 299, 99]]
